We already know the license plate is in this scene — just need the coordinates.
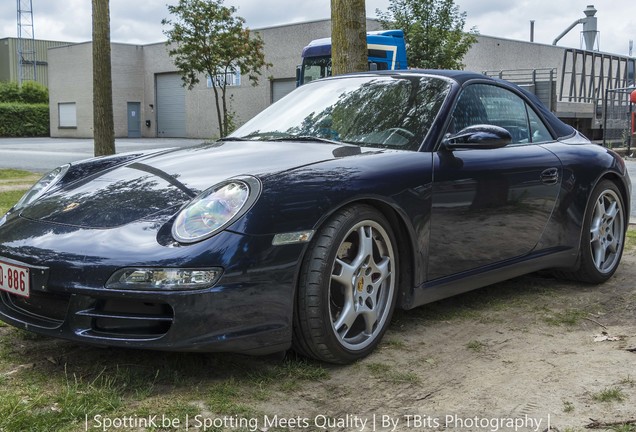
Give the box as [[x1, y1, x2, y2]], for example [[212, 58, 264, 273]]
[[0, 259, 30, 298]]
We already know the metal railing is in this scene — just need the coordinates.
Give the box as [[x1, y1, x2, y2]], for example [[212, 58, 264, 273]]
[[560, 48, 635, 104], [483, 68, 557, 111], [602, 87, 635, 151]]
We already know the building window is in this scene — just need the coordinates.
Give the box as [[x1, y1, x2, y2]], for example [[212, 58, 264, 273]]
[[207, 68, 241, 88], [58, 102, 77, 128]]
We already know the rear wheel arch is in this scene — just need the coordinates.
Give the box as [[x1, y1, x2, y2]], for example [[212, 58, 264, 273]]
[[558, 175, 627, 283], [600, 172, 630, 211]]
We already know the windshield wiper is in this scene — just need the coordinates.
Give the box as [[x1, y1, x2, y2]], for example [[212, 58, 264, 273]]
[[216, 136, 247, 141], [219, 134, 360, 146], [269, 135, 343, 145]]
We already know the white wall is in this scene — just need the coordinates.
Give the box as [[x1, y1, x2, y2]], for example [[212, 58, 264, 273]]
[[49, 43, 145, 138]]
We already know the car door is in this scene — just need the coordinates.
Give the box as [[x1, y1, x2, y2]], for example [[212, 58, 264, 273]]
[[427, 83, 562, 280]]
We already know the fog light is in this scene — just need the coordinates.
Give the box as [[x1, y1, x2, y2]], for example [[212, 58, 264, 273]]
[[106, 268, 222, 290]]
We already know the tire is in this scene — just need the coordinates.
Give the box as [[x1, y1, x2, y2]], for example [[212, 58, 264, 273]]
[[565, 180, 626, 283], [293, 205, 399, 364]]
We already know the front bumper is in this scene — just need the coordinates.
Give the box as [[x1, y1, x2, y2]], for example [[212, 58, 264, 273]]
[[0, 216, 304, 355]]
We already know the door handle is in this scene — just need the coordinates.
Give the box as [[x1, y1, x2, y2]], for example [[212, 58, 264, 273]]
[[540, 168, 559, 185]]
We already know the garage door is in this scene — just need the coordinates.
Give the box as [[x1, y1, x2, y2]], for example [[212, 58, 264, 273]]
[[271, 79, 297, 103], [156, 73, 186, 137]]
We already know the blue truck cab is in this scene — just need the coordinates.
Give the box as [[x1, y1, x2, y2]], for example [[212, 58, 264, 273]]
[[297, 29, 408, 86]]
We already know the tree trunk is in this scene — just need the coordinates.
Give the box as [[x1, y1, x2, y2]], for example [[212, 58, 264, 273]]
[[331, 0, 367, 76], [210, 81, 224, 138], [92, 0, 115, 156]]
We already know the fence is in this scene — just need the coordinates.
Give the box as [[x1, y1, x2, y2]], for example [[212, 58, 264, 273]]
[[602, 87, 635, 151], [483, 69, 557, 111]]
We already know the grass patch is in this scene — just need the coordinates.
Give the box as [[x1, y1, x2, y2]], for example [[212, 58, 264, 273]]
[[592, 387, 626, 403], [563, 400, 575, 412], [0, 169, 36, 180], [626, 228, 636, 252], [0, 353, 331, 432], [0, 370, 123, 432], [246, 358, 329, 392], [381, 338, 407, 350], [365, 362, 420, 384], [207, 379, 255, 416], [0, 340, 335, 432], [543, 309, 587, 326], [0, 189, 27, 215], [466, 340, 486, 352], [609, 424, 636, 432], [0, 168, 38, 214], [391, 273, 559, 330]]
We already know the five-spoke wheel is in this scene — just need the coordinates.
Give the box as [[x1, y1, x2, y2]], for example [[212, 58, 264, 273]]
[[293, 205, 398, 364], [589, 187, 624, 275], [567, 180, 626, 283]]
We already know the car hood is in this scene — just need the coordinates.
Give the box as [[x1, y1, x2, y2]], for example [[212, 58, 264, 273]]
[[19, 140, 371, 228]]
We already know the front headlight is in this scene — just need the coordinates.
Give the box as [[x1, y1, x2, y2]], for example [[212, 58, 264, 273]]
[[172, 176, 261, 243], [106, 267, 223, 290], [13, 164, 70, 210]]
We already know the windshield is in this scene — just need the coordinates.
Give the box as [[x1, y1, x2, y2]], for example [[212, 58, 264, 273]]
[[302, 55, 332, 84], [230, 75, 452, 151]]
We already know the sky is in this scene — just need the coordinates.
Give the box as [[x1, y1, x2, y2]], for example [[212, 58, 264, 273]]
[[1, 0, 635, 57]]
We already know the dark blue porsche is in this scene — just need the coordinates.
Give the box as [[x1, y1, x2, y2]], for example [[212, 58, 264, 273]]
[[0, 70, 630, 364]]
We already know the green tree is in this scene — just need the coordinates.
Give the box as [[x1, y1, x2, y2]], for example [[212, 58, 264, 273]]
[[377, 0, 478, 69], [92, 0, 116, 156], [162, 0, 269, 138], [331, 0, 367, 76]]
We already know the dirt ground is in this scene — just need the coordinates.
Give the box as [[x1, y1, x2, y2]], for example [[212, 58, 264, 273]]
[[1, 236, 635, 431], [257, 243, 636, 432]]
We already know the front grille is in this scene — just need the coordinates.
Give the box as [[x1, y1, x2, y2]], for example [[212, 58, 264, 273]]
[[77, 298, 174, 338], [2, 290, 70, 325]]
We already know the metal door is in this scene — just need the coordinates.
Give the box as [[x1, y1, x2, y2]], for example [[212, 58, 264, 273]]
[[127, 102, 141, 138]]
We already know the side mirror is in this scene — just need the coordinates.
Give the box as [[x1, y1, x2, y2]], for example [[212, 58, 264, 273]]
[[295, 65, 302, 87], [443, 125, 512, 150]]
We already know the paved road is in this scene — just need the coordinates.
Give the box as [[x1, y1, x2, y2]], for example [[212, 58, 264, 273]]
[[1, 137, 635, 221], [0, 137, 203, 172]]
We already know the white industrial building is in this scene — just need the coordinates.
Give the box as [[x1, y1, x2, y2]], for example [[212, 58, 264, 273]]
[[49, 19, 381, 140], [46, 11, 634, 141]]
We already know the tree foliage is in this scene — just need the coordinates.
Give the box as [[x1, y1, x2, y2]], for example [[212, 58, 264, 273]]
[[331, 0, 367, 76], [377, 0, 478, 70], [162, 0, 269, 137], [92, 0, 116, 156]]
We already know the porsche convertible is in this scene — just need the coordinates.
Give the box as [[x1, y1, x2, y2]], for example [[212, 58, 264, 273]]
[[0, 70, 630, 364]]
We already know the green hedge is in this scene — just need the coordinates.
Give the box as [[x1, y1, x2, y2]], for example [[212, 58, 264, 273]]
[[0, 103, 49, 137], [0, 81, 48, 104]]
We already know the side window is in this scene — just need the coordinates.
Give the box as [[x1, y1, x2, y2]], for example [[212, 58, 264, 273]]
[[526, 106, 553, 143], [449, 85, 489, 133], [451, 84, 532, 144]]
